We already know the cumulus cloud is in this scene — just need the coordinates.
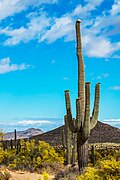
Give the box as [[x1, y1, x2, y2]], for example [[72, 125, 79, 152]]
[[40, 16, 74, 43], [0, 57, 30, 74], [17, 120, 52, 125], [110, 86, 120, 90], [0, 0, 57, 20], [97, 73, 109, 79], [110, 0, 120, 15], [0, 117, 64, 132], [90, 73, 109, 80], [103, 119, 120, 128], [39, 0, 120, 58], [1, 13, 51, 45], [0, 0, 119, 58], [63, 77, 69, 80], [73, 0, 104, 17]]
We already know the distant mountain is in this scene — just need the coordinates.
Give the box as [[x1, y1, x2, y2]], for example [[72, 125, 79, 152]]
[[4, 128, 43, 140], [30, 121, 120, 145]]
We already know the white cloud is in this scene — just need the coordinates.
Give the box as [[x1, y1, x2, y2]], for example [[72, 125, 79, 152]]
[[1, 13, 51, 45], [18, 120, 52, 125], [73, 0, 104, 17], [40, 16, 74, 43], [103, 118, 120, 127], [110, 86, 120, 90], [110, 0, 120, 15], [97, 73, 109, 79], [39, 0, 120, 58], [82, 35, 116, 58], [63, 77, 69, 80], [0, 0, 120, 58], [0, 57, 30, 74], [0, 0, 57, 20]]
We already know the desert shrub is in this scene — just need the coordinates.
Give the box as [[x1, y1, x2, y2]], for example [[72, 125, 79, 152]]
[[0, 147, 5, 164], [42, 171, 49, 180], [0, 129, 5, 141], [37, 172, 49, 180], [98, 159, 120, 179], [54, 145, 65, 159], [97, 148, 119, 159], [55, 167, 79, 180], [77, 167, 101, 180], [36, 161, 63, 174], [77, 159, 120, 180], [0, 147, 15, 165], [9, 140, 64, 171], [0, 170, 11, 180], [89, 146, 120, 166]]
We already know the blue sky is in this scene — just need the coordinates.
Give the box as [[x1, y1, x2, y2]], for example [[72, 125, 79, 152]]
[[0, 0, 120, 132]]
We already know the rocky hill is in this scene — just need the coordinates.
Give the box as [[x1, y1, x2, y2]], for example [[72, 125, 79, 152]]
[[4, 128, 43, 140], [30, 121, 120, 145]]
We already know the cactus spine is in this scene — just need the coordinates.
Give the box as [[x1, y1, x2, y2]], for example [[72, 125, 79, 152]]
[[64, 20, 100, 171]]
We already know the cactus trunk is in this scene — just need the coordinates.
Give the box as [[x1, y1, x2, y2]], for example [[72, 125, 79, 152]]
[[72, 119, 77, 165]]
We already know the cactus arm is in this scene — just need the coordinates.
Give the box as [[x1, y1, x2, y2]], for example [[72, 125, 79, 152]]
[[64, 115, 72, 164], [90, 83, 100, 129], [76, 20, 85, 125], [83, 82, 91, 140], [65, 90, 77, 133]]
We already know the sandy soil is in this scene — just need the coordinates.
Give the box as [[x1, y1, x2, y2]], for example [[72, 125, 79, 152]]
[[1, 169, 54, 180], [9, 170, 40, 180]]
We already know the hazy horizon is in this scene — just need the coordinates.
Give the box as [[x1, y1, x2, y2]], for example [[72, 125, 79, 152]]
[[1, 118, 120, 133]]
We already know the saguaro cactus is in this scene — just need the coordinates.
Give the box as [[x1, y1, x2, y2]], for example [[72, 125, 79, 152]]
[[14, 129, 17, 149], [64, 20, 100, 171], [10, 139, 13, 150]]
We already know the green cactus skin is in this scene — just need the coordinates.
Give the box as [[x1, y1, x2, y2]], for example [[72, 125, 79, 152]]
[[64, 115, 72, 164], [62, 117, 77, 165], [62, 129, 66, 149], [10, 139, 13, 150], [64, 20, 100, 172], [14, 129, 17, 149], [71, 118, 77, 165], [90, 145, 95, 166]]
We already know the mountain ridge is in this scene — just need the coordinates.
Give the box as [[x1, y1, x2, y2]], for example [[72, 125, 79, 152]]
[[4, 128, 43, 140], [30, 121, 120, 145]]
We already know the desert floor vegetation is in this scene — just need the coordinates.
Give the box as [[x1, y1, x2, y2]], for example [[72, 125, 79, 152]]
[[0, 139, 120, 180]]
